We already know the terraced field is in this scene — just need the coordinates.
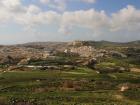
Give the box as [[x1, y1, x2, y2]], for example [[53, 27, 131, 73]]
[[0, 68, 140, 105]]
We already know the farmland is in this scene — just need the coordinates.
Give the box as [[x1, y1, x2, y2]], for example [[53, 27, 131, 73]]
[[0, 68, 140, 105]]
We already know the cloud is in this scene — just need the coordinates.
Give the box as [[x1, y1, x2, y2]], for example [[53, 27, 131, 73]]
[[0, 0, 21, 8], [0, 0, 25, 13], [111, 5, 140, 32], [27, 5, 41, 14], [40, 0, 66, 11], [1, 1, 140, 33], [58, 5, 140, 36], [0, 0, 22, 23], [59, 9, 109, 34], [81, 0, 96, 3], [0, 0, 140, 42], [40, 0, 50, 4], [0, 0, 60, 30], [39, 0, 96, 11]]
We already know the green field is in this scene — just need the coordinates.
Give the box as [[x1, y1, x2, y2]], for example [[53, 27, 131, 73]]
[[0, 68, 140, 105]]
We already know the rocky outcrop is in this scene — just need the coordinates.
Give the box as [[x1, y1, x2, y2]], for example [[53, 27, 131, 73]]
[[110, 51, 127, 58], [0, 46, 52, 65], [0, 55, 15, 64], [67, 46, 96, 57], [96, 66, 130, 73], [68, 41, 86, 46], [117, 83, 140, 92], [84, 58, 97, 69], [118, 83, 130, 92], [18, 58, 31, 65]]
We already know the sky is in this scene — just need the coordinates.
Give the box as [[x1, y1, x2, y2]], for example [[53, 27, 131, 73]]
[[0, 0, 140, 44]]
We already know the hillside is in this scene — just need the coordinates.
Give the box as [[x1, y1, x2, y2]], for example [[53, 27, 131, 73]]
[[0, 40, 140, 105], [17, 40, 140, 49]]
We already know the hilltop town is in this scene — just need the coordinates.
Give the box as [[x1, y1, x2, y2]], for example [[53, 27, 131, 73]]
[[0, 40, 139, 72]]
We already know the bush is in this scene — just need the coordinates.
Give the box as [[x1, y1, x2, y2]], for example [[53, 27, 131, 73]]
[[95, 62, 130, 73], [123, 88, 140, 100]]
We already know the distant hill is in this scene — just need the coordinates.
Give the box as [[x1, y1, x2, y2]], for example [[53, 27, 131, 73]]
[[66, 40, 140, 49], [14, 40, 140, 49], [16, 42, 68, 51], [79, 40, 140, 48]]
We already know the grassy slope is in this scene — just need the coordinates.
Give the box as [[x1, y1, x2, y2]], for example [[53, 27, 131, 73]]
[[0, 68, 140, 105]]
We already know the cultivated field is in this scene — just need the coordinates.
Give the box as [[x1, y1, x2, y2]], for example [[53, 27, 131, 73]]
[[0, 68, 140, 105]]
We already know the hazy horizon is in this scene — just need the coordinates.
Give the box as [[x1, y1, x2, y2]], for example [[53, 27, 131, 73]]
[[1, 39, 140, 46]]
